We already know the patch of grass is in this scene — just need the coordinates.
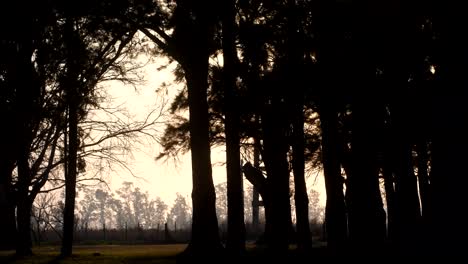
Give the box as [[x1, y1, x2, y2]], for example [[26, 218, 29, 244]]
[[0, 244, 187, 264]]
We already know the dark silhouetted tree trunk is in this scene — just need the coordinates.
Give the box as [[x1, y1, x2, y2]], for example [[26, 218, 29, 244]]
[[262, 93, 291, 254], [14, 21, 37, 255], [16, 146, 33, 256], [319, 101, 347, 252], [389, 104, 421, 253], [184, 63, 222, 254], [222, 0, 245, 255], [0, 178, 16, 250], [347, 100, 386, 254], [427, 12, 468, 252], [61, 17, 79, 257], [160, 1, 223, 256], [292, 106, 312, 251], [252, 137, 261, 231], [287, 0, 311, 252]]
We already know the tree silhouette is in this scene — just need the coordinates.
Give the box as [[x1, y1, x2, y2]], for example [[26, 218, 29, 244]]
[[221, 0, 246, 255]]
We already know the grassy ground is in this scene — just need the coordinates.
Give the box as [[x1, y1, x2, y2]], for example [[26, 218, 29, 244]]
[[0, 244, 187, 264]]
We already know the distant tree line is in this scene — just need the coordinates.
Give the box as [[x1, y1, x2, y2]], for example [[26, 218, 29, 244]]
[[30, 182, 191, 244]]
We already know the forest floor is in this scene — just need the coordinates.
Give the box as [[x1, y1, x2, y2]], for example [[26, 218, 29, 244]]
[[0, 244, 185, 264], [0, 243, 339, 264]]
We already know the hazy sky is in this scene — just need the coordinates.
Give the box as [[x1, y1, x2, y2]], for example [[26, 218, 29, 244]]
[[88, 55, 325, 207], [87, 56, 229, 205]]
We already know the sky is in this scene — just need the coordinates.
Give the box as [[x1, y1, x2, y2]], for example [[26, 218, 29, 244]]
[[88, 55, 326, 207]]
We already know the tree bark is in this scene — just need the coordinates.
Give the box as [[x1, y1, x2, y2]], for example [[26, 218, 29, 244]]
[[292, 102, 312, 251], [319, 101, 347, 252], [252, 139, 261, 231], [222, 0, 245, 255], [0, 168, 16, 250], [389, 104, 421, 253], [61, 17, 79, 257], [183, 55, 222, 256], [262, 98, 291, 254], [347, 100, 386, 253], [16, 195, 33, 256]]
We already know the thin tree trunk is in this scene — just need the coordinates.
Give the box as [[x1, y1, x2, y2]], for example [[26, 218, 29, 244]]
[[381, 152, 396, 242], [222, 0, 245, 255], [61, 17, 79, 257], [292, 103, 312, 251], [285, 0, 311, 251], [252, 138, 261, 231], [416, 140, 430, 219]]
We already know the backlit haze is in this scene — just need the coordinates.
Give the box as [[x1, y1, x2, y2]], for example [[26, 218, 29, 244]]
[[87, 55, 325, 207]]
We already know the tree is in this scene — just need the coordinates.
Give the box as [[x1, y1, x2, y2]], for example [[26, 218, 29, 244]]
[[95, 189, 113, 231], [139, 0, 224, 255], [61, 14, 80, 257], [78, 188, 98, 230], [167, 193, 191, 231], [221, 0, 246, 255]]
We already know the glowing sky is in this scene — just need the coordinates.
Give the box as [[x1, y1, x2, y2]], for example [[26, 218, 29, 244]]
[[90, 55, 325, 207]]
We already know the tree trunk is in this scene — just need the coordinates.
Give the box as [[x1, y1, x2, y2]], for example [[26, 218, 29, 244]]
[[292, 102, 312, 251], [389, 104, 421, 254], [381, 150, 396, 242], [61, 17, 79, 257], [16, 147, 32, 255], [285, 0, 311, 251], [15, 152, 33, 257], [252, 140, 261, 231], [262, 99, 291, 254], [14, 27, 36, 256], [319, 101, 347, 252], [347, 101, 386, 254], [16, 195, 33, 256], [0, 169, 16, 250], [183, 56, 222, 256], [222, 0, 245, 255]]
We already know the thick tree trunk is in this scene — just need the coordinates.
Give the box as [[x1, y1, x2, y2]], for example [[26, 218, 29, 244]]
[[222, 0, 245, 255], [15, 151, 33, 257], [0, 169, 16, 250], [262, 100, 291, 254], [347, 101, 386, 254], [0, 100, 18, 251], [16, 152, 32, 256], [429, 100, 468, 255], [16, 196, 33, 256], [14, 28, 36, 256], [390, 105, 421, 254], [319, 101, 347, 252], [184, 59, 222, 255]]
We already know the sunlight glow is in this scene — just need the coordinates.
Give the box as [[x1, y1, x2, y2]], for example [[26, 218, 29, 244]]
[[430, 65, 436, 75]]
